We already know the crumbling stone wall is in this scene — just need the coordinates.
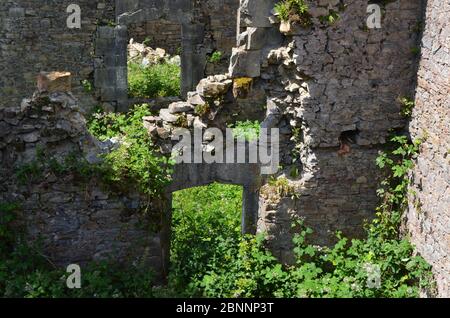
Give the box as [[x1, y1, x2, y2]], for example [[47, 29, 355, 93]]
[[0, 1, 115, 112], [140, 0, 425, 264], [128, 19, 182, 55], [226, 0, 425, 261], [2, 0, 448, 295], [0, 0, 239, 112], [95, 0, 240, 110], [407, 0, 450, 298], [0, 88, 167, 277]]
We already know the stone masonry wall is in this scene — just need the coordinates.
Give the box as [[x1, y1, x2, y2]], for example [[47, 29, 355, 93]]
[[0, 0, 239, 112], [0, 1, 115, 112], [0, 88, 166, 278], [407, 0, 450, 297], [128, 19, 182, 55], [139, 0, 425, 264], [226, 0, 424, 261], [2, 0, 448, 294]]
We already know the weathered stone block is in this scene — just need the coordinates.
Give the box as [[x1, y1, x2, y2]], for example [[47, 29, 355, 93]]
[[229, 48, 261, 78], [37, 72, 72, 93]]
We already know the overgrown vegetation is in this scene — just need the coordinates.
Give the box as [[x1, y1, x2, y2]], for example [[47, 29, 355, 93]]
[[128, 62, 181, 98], [87, 104, 174, 196], [229, 120, 261, 141], [318, 10, 340, 25], [168, 135, 433, 298], [209, 51, 223, 64], [0, 201, 155, 298], [168, 183, 243, 296], [3, 121, 433, 297], [274, 0, 311, 26], [15, 104, 173, 198], [399, 97, 415, 118]]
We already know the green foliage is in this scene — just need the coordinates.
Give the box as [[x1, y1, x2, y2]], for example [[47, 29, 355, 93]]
[[15, 104, 173, 198], [88, 104, 174, 197], [196, 220, 432, 298], [194, 103, 211, 117], [169, 183, 243, 295], [274, 0, 311, 25], [373, 135, 422, 239], [171, 135, 433, 298], [229, 120, 261, 141], [81, 79, 93, 93], [0, 243, 155, 298], [0, 197, 155, 298], [399, 97, 415, 118], [15, 161, 42, 185], [14, 142, 98, 187], [3, 134, 433, 298], [128, 62, 181, 98], [319, 10, 340, 25], [274, 2, 290, 22], [209, 51, 223, 64], [268, 177, 297, 198]]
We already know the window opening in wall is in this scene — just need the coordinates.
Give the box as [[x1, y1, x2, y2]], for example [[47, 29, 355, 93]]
[[127, 20, 182, 100]]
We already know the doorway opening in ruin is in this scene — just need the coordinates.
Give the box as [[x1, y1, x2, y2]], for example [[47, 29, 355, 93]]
[[127, 20, 183, 102], [169, 183, 244, 285]]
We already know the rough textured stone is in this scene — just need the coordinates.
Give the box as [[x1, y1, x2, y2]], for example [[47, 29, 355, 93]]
[[0, 0, 239, 112], [0, 91, 166, 279], [168, 101, 194, 114], [1, 0, 449, 297], [406, 0, 450, 298], [37, 72, 72, 93]]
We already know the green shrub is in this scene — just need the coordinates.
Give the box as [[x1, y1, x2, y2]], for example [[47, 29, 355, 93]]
[[274, 0, 311, 25], [81, 79, 93, 93], [2, 132, 433, 298], [128, 62, 180, 98], [229, 120, 261, 141], [169, 183, 243, 295], [0, 200, 156, 298], [88, 104, 174, 197], [399, 97, 415, 118], [209, 51, 223, 64]]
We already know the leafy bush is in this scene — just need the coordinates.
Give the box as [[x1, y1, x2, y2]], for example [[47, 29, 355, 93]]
[[229, 120, 261, 141], [88, 104, 174, 197], [209, 51, 223, 64], [3, 132, 433, 298], [399, 97, 415, 118], [169, 183, 243, 295], [274, 0, 311, 25], [195, 220, 432, 298], [172, 135, 434, 298], [14, 104, 173, 198], [128, 62, 180, 98], [0, 201, 156, 298]]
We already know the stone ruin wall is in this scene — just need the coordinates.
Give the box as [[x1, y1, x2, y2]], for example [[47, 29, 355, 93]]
[[0, 0, 449, 297], [0, 0, 239, 112], [126, 0, 239, 75], [0, 0, 115, 112], [406, 0, 450, 297], [128, 20, 183, 55], [233, 0, 424, 261], [0, 91, 168, 278]]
